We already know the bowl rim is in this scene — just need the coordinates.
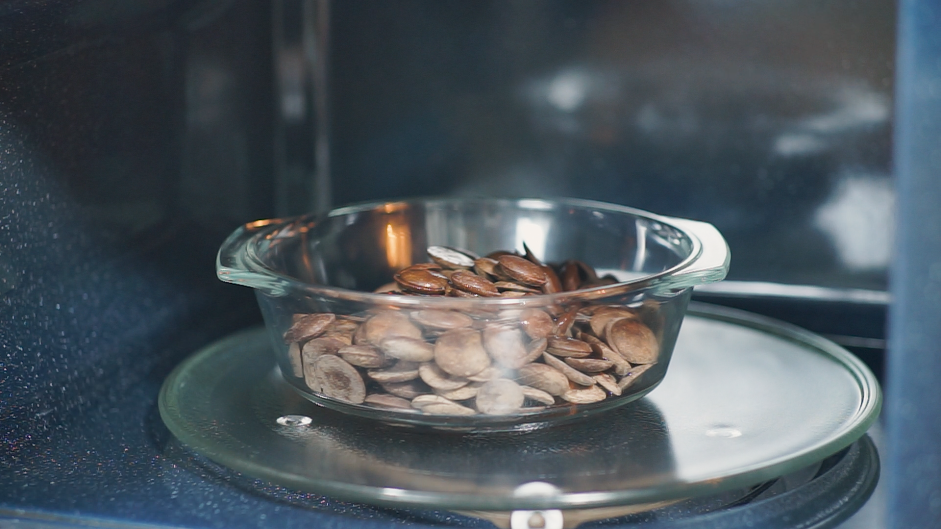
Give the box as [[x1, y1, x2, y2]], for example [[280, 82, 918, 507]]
[[218, 196, 720, 305]]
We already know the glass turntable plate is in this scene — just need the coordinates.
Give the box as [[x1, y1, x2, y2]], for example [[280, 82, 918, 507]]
[[158, 304, 881, 511]]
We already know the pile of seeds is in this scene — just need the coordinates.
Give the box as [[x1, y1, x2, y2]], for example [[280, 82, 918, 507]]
[[283, 245, 659, 417]]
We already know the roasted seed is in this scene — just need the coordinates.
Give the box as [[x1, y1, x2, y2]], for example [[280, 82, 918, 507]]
[[564, 357, 615, 373], [542, 352, 595, 386], [418, 362, 470, 390], [617, 363, 656, 391], [575, 260, 599, 282], [493, 281, 541, 293], [561, 384, 606, 404], [329, 319, 361, 335], [302, 336, 346, 362], [521, 337, 548, 365], [546, 336, 593, 357], [607, 318, 659, 364], [379, 336, 435, 362], [284, 313, 336, 344], [352, 321, 370, 345], [412, 394, 477, 415], [516, 363, 570, 396], [287, 342, 303, 377], [553, 308, 580, 336], [450, 270, 501, 297], [580, 332, 632, 376], [379, 379, 430, 399], [522, 242, 543, 266], [303, 357, 321, 393], [561, 261, 582, 292], [434, 328, 492, 377], [473, 257, 500, 279], [476, 379, 525, 415], [321, 332, 353, 346], [590, 306, 638, 337], [541, 265, 563, 294], [483, 325, 529, 369], [411, 309, 474, 330], [496, 255, 548, 287], [365, 311, 423, 344], [364, 393, 414, 410], [313, 355, 366, 404], [593, 373, 622, 396], [466, 366, 503, 382], [520, 385, 556, 405], [427, 246, 477, 269], [519, 309, 555, 340], [412, 394, 460, 409], [394, 267, 450, 295], [367, 361, 421, 383], [338, 344, 388, 368], [434, 381, 484, 401]]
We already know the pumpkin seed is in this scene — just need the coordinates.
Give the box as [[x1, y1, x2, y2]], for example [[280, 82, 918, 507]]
[[379, 379, 431, 399], [418, 362, 470, 390], [365, 311, 422, 344], [496, 255, 548, 287], [607, 318, 659, 364], [542, 352, 595, 386], [394, 267, 450, 295], [516, 363, 570, 396], [561, 384, 606, 404], [284, 313, 336, 344], [450, 270, 501, 297], [483, 324, 530, 369], [338, 344, 388, 368], [617, 363, 656, 391], [367, 361, 421, 383], [427, 246, 477, 269], [434, 328, 492, 377], [287, 342, 303, 377], [520, 385, 556, 405], [313, 355, 366, 404], [365, 393, 414, 410], [564, 357, 615, 373], [411, 309, 474, 330], [519, 308, 555, 340], [434, 381, 484, 401], [379, 336, 435, 362], [475, 379, 525, 415], [593, 373, 622, 396]]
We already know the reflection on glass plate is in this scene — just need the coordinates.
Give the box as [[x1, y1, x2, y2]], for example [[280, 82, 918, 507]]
[[159, 304, 880, 511]]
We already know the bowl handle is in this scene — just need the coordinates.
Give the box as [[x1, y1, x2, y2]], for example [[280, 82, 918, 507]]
[[216, 219, 291, 296], [664, 218, 731, 287]]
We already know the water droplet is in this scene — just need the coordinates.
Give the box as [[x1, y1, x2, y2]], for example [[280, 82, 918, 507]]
[[705, 426, 742, 438], [276, 415, 312, 427]]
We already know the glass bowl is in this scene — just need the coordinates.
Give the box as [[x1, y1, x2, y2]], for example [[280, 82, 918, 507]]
[[216, 197, 729, 431]]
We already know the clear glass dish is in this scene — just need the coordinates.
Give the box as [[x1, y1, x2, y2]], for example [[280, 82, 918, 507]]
[[216, 197, 730, 431]]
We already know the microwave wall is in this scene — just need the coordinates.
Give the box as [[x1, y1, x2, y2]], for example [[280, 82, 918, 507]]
[[1, 0, 895, 289], [0, 0, 894, 473], [323, 1, 895, 291]]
